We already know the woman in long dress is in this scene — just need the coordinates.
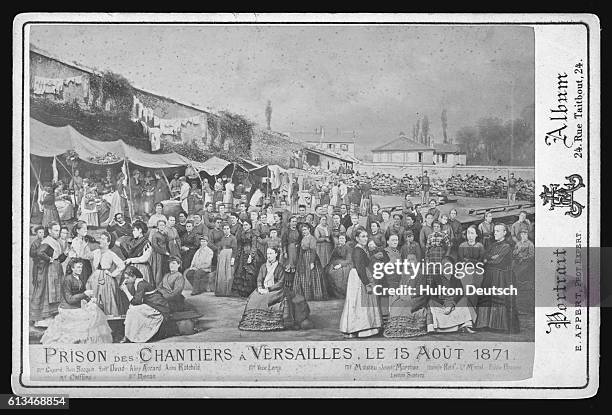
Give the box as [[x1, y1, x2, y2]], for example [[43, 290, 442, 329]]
[[149, 220, 170, 287], [339, 228, 382, 338], [122, 221, 153, 284], [30, 222, 67, 326], [232, 220, 257, 297], [457, 225, 486, 313], [282, 216, 301, 291], [292, 224, 328, 301], [383, 253, 428, 338], [67, 221, 94, 286], [106, 173, 127, 222], [238, 247, 297, 331], [86, 231, 128, 317], [314, 216, 333, 269], [147, 202, 168, 230], [166, 216, 182, 259], [41, 259, 113, 344], [324, 233, 352, 298], [214, 223, 237, 297], [476, 224, 520, 333], [120, 266, 171, 343]]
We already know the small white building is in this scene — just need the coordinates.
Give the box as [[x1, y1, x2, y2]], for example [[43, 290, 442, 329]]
[[371, 133, 435, 164], [431, 143, 467, 166]]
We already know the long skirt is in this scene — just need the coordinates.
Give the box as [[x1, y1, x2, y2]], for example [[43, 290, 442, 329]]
[[315, 241, 333, 269], [339, 268, 382, 337], [55, 200, 74, 221], [124, 303, 164, 343], [325, 261, 351, 299], [86, 270, 128, 317], [293, 250, 328, 301], [149, 251, 167, 288], [30, 261, 63, 323], [460, 272, 483, 322], [215, 248, 234, 297], [42, 206, 61, 228], [475, 268, 520, 332], [427, 297, 474, 333], [238, 289, 294, 331], [41, 303, 113, 344], [231, 246, 258, 297], [383, 294, 428, 338]]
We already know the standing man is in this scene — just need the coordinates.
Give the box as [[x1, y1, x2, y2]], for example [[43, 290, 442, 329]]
[[421, 171, 431, 205], [508, 173, 517, 203]]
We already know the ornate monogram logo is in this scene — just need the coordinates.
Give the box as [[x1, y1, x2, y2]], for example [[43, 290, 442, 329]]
[[540, 174, 585, 218]]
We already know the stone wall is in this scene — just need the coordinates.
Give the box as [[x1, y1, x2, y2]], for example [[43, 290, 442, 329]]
[[251, 127, 305, 168]]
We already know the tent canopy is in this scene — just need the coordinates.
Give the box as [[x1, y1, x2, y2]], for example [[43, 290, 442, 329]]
[[190, 156, 232, 176], [30, 118, 190, 168]]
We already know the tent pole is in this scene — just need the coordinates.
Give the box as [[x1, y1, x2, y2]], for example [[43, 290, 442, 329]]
[[55, 156, 74, 180], [160, 169, 172, 196], [125, 159, 135, 222]]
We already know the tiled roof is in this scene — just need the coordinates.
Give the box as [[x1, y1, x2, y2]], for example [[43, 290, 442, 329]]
[[372, 136, 434, 152]]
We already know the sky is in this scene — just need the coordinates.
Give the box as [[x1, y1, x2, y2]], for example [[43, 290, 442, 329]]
[[30, 24, 534, 154]]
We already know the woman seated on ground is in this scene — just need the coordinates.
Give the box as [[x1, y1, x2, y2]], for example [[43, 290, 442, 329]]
[[158, 256, 186, 312], [41, 259, 113, 344], [119, 266, 174, 343], [383, 254, 429, 338], [239, 247, 305, 331], [426, 256, 475, 334]]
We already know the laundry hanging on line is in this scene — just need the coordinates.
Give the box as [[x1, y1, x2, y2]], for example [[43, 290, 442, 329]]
[[32, 75, 84, 96]]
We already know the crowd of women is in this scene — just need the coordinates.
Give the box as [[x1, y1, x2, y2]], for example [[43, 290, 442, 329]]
[[31, 170, 535, 343]]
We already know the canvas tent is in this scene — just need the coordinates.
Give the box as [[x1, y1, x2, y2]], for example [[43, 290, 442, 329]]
[[30, 117, 190, 168]]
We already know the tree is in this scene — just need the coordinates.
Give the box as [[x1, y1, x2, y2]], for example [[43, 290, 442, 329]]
[[265, 100, 272, 130], [421, 115, 430, 145], [456, 126, 479, 162], [441, 109, 448, 143]]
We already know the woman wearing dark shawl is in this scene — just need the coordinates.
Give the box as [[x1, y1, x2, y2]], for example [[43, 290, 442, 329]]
[[475, 223, 520, 333], [122, 221, 153, 285]]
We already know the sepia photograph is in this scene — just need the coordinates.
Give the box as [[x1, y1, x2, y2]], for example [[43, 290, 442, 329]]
[[11, 13, 598, 398]]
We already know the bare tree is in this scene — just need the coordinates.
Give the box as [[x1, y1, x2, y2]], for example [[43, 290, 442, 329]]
[[265, 100, 272, 130], [421, 115, 430, 145], [441, 109, 448, 143]]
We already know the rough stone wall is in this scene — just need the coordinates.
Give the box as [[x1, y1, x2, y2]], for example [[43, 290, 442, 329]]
[[251, 127, 305, 167]]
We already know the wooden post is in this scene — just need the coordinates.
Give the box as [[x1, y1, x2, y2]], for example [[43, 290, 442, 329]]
[[124, 159, 135, 221]]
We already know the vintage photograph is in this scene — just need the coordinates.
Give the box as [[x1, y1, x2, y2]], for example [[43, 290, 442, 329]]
[[24, 24, 536, 346]]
